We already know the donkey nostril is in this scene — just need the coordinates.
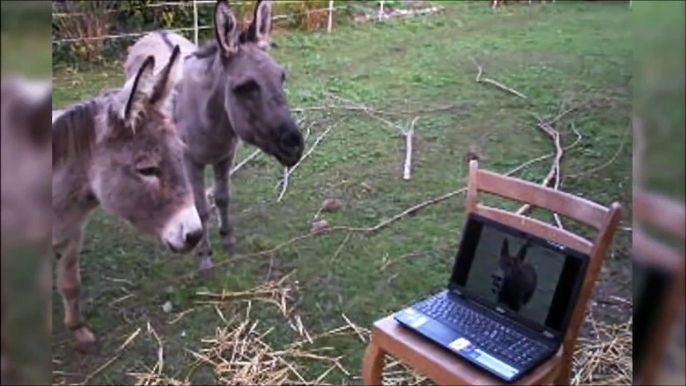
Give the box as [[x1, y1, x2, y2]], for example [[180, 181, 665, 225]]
[[280, 130, 303, 152], [185, 230, 203, 248]]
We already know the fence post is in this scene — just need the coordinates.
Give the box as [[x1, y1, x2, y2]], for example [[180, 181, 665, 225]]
[[193, 0, 199, 46], [327, 0, 334, 33], [378, 0, 385, 22]]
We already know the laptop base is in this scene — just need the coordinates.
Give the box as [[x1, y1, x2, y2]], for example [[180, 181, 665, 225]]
[[394, 291, 556, 384]]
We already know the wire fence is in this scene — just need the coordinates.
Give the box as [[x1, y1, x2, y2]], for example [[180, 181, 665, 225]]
[[51, 1, 385, 46]]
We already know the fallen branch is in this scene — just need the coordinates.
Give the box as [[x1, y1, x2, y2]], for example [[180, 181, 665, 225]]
[[277, 167, 290, 203], [402, 117, 420, 180], [80, 149, 564, 329], [291, 102, 459, 119], [567, 125, 630, 180], [515, 119, 565, 228], [230, 149, 261, 177], [276, 121, 338, 202], [470, 57, 528, 100]]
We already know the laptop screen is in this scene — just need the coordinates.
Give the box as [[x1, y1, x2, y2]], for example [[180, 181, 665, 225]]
[[449, 214, 589, 336]]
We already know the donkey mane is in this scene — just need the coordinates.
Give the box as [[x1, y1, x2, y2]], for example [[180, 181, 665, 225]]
[[52, 99, 99, 167]]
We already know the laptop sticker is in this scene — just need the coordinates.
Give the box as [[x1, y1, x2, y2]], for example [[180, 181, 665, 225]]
[[473, 349, 519, 379], [448, 337, 471, 352], [410, 316, 428, 328]]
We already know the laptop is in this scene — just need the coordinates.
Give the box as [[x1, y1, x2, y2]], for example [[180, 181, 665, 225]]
[[394, 213, 590, 383]]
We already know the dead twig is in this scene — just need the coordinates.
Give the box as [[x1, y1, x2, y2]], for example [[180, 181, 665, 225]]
[[470, 57, 528, 100], [230, 149, 261, 177], [402, 117, 420, 180], [276, 121, 339, 202], [515, 118, 566, 228], [567, 125, 631, 179]]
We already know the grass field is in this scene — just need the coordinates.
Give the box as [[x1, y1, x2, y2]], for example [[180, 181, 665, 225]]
[[51, 2, 634, 384]]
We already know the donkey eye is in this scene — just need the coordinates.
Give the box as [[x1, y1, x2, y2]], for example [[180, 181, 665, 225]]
[[137, 166, 160, 177], [234, 80, 259, 94]]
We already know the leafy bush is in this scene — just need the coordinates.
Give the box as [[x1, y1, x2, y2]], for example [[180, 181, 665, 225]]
[[52, 1, 371, 67]]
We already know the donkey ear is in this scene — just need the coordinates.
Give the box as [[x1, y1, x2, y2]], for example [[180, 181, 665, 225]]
[[118, 56, 156, 129], [516, 241, 529, 262], [149, 45, 182, 108], [500, 239, 510, 258], [214, 0, 240, 57], [247, 0, 273, 50]]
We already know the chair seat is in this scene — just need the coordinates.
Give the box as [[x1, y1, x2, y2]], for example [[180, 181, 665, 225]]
[[370, 315, 563, 385]]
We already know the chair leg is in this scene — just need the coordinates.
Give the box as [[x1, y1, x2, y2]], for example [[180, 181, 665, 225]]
[[362, 341, 385, 385], [553, 356, 572, 386]]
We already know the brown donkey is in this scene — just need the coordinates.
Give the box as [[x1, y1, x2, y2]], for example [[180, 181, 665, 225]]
[[52, 47, 203, 353], [124, 0, 305, 273]]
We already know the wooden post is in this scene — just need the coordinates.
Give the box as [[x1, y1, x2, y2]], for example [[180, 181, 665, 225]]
[[193, 0, 199, 46], [327, 0, 334, 33]]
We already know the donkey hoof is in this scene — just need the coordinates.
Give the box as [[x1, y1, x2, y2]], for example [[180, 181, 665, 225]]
[[198, 258, 214, 274], [222, 237, 237, 255], [73, 328, 100, 355]]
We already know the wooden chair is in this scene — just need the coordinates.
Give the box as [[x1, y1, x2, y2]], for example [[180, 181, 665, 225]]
[[362, 160, 623, 385], [632, 188, 685, 385]]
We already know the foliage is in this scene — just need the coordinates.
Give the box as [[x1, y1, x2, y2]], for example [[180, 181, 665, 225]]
[[52, 0, 363, 67]]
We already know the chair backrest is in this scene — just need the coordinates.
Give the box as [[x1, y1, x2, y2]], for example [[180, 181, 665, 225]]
[[465, 160, 623, 375], [632, 188, 685, 385]]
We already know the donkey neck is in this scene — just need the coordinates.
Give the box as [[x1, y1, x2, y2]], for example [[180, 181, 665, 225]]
[[52, 98, 106, 211], [180, 50, 236, 136], [52, 98, 102, 168]]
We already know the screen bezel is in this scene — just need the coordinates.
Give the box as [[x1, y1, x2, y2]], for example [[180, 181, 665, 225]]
[[448, 213, 590, 340]]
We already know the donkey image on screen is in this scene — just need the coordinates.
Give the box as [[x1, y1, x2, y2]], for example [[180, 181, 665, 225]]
[[124, 0, 305, 273], [495, 238, 538, 312], [52, 47, 203, 354]]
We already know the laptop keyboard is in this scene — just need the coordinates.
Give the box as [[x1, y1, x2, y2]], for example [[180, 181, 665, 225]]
[[413, 292, 549, 368]]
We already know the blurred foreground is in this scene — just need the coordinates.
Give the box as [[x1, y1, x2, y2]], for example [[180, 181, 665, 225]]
[[1, 2, 52, 385]]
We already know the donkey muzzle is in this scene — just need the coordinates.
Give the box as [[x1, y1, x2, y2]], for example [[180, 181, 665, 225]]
[[161, 202, 203, 253], [274, 122, 304, 167]]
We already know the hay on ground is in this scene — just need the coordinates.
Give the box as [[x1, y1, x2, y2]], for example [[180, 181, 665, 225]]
[[572, 314, 632, 386]]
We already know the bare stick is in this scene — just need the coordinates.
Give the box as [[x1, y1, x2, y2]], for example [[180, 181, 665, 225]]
[[515, 120, 564, 220], [276, 121, 338, 201], [402, 117, 420, 180], [93, 151, 560, 316], [567, 125, 631, 180], [277, 167, 289, 202], [292, 102, 459, 118], [230, 149, 261, 177], [470, 57, 528, 100]]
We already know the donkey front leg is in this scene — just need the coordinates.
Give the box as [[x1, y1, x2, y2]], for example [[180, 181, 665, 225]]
[[212, 156, 237, 255], [54, 229, 98, 354], [186, 158, 214, 273]]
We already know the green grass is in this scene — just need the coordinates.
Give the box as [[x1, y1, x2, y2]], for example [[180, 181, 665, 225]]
[[52, 2, 633, 384]]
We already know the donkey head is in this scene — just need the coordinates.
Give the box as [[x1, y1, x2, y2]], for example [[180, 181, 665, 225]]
[[213, 0, 304, 167], [498, 239, 531, 274], [1, 77, 52, 246], [90, 47, 203, 253]]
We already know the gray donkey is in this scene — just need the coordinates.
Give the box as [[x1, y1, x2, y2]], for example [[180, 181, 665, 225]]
[[124, 0, 305, 273], [52, 46, 204, 353], [495, 239, 538, 312]]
